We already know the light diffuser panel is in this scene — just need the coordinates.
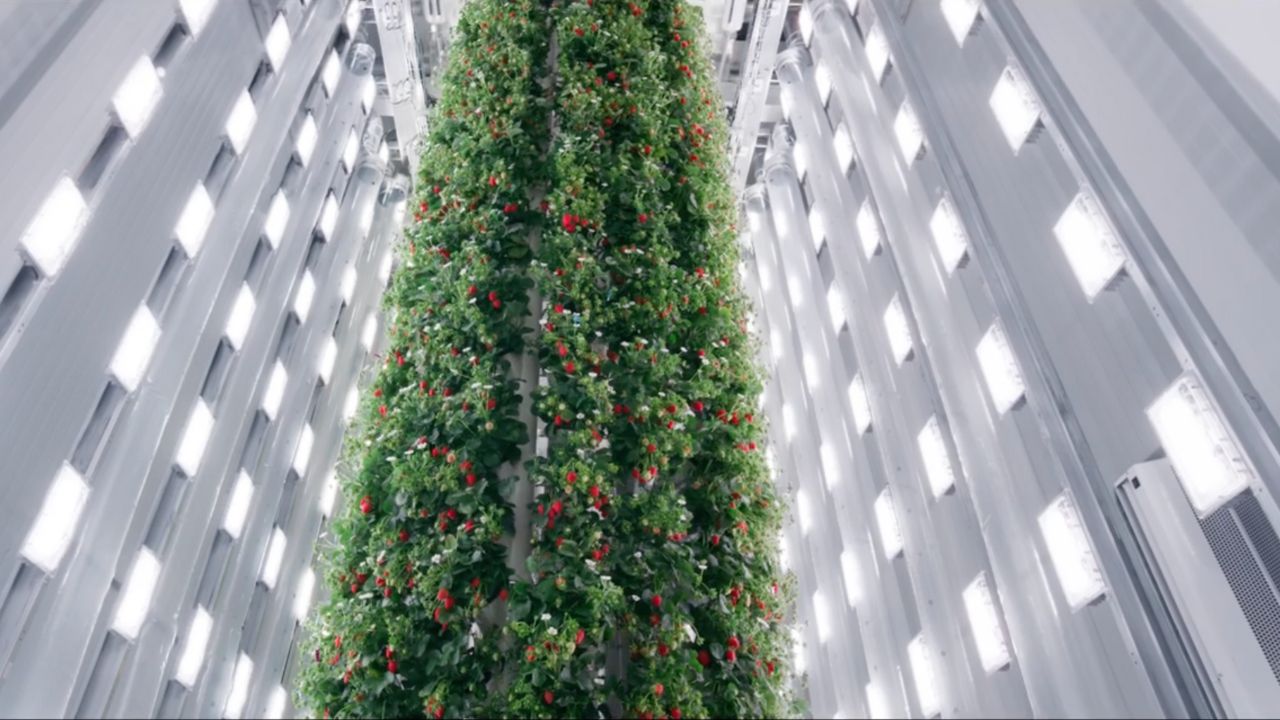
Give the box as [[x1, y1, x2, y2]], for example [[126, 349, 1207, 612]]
[[1147, 371, 1255, 517]]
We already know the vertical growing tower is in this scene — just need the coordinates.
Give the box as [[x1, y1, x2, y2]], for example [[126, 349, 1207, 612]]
[[299, 0, 793, 718]]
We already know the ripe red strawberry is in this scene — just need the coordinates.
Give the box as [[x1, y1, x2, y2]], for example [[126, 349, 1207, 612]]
[[727, 636, 740, 649], [710, 534, 720, 546], [466, 473, 477, 486], [671, 710, 682, 720], [654, 683, 664, 697], [566, 471, 577, 484], [638, 213, 648, 224], [651, 594, 662, 608], [698, 649, 711, 667], [564, 361, 575, 374], [657, 643, 669, 657], [360, 496, 373, 514], [387, 660, 398, 674], [725, 649, 737, 662], [691, 400, 703, 412], [385, 646, 394, 658], [437, 588, 450, 601], [543, 690, 555, 705], [575, 628, 586, 645], [399, 529, 410, 542]]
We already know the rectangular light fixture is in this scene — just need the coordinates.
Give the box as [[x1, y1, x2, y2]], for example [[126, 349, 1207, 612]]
[[21, 176, 89, 277], [989, 65, 1041, 152], [345, 1, 361, 33], [342, 129, 359, 171], [224, 652, 254, 719], [840, 549, 861, 607], [792, 140, 807, 183], [176, 400, 215, 476], [361, 77, 376, 114], [319, 468, 339, 516], [179, 0, 218, 36], [812, 590, 832, 643], [378, 140, 390, 166], [341, 265, 358, 304], [963, 572, 1012, 674], [222, 470, 254, 540], [319, 193, 339, 239], [875, 488, 904, 559], [293, 272, 315, 323], [21, 464, 90, 573], [113, 56, 163, 138], [940, 0, 981, 47], [260, 527, 287, 589], [109, 306, 161, 393], [1053, 189, 1127, 300], [225, 90, 257, 155], [292, 424, 314, 476], [379, 250, 394, 285], [342, 385, 359, 422], [976, 321, 1026, 414], [112, 548, 162, 640], [175, 183, 215, 257], [848, 374, 872, 434], [322, 49, 342, 96], [225, 284, 256, 351], [827, 285, 846, 331], [798, 4, 814, 45], [1147, 371, 1255, 517], [815, 61, 833, 105], [866, 680, 890, 720], [296, 113, 318, 166], [1038, 492, 1106, 610], [907, 634, 943, 718], [883, 295, 913, 365], [857, 199, 882, 259], [361, 314, 378, 351], [820, 441, 841, 491], [265, 686, 287, 720], [929, 195, 969, 275], [318, 336, 338, 385], [359, 195, 376, 233], [175, 606, 214, 687], [293, 568, 315, 620], [834, 123, 856, 174], [802, 348, 821, 389], [808, 207, 825, 252], [918, 415, 957, 499], [894, 100, 924, 163], [265, 14, 291, 71], [262, 361, 288, 420], [865, 23, 891, 83], [797, 488, 813, 535], [263, 190, 290, 249], [783, 403, 798, 442]]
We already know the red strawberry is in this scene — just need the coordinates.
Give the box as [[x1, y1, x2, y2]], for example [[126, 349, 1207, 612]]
[[698, 649, 711, 667], [566, 470, 577, 484], [638, 213, 648, 224], [444, 596, 455, 610], [691, 400, 703, 412], [379, 404, 388, 417], [399, 529, 410, 542], [671, 710, 682, 720], [725, 649, 737, 662], [710, 534, 720, 546], [562, 213, 575, 232], [727, 636, 740, 649], [564, 361, 575, 374], [385, 646, 394, 658], [437, 588, 450, 601], [360, 496, 373, 514], [387, 660, 398, 674], [654, 683, 664, 697], [543, 690, 555, 705], [657, 643, 669, 657], [575, 628, 586, 645], [651, 594, 662, 608], [466, 473, 477, 486]]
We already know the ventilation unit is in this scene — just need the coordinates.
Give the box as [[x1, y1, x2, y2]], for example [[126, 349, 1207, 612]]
[[1116, 459, 1280, 717]]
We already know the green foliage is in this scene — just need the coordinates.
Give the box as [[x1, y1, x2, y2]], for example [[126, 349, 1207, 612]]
[[298, 1, 794, 718]]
